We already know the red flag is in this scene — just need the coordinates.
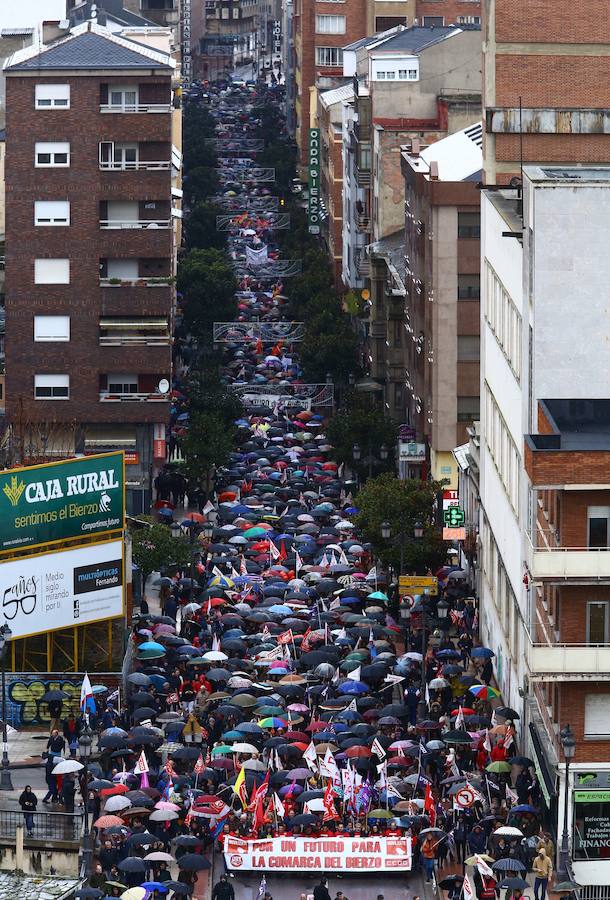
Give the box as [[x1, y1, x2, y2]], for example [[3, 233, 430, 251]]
[[194, 753, 205, 775], [300, 627, 312, 652], [164, 759, 176, 778], [424, 782, 436, 826], [248, 771, 270, 812], [247, 779, 258, 812], [255, 337, 263, 355], [278, 629, 294, 646], [322, 782, 338, 822], [279, 541, 287, 562]]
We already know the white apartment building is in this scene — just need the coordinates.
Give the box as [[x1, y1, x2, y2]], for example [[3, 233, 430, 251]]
[[479, 166, 610, 892]]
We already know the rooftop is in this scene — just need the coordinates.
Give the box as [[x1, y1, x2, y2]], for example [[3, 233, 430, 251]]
[[525, 164, 610, 185], [404, 121, 482, 182], [484, 188, 523, 236], [371, 25, 465, 55], [319, 82, 354, 110], [0, 873, 81, 900], [70, 0, 159, 28], [529, 400, 610, 452], [5, 21, 173, 71]]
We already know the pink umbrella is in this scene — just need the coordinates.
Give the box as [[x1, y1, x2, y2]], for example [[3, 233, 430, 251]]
[[154, 801, 181, 811], [288, 704, 309, 713]]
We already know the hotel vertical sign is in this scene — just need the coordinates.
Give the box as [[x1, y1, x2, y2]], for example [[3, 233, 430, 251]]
[[308, 128, 320, 234]]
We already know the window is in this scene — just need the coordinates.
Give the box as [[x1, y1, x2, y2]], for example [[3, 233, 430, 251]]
[[106, 259, 139, 279], [221, 7, 229, 17], [457, 336, 480, 362], [232, 7, 239, 16], [457, 396, 480, 422], [587, 602, 609, 645], [398, 69, 418, 80], [458, 273, 480, 299], [34, 316, 70, 342], [109, 86, 138, 109], [375, 16, 407, 30], [34, 374, 69, 399], [377, 71, 386, 79], [108, 375, 138, 394], [34, 259, 70, 284], [484, 260, 522, 379], [484, 382, 520, 514], [588, 507, 610, 548], [458, 212, 480, 238], [458, 15, 481, 24], [584, 695, 610, 738], [35, 84, 70, 108], [315, 47, 343, 67], [423, 15, 444, 25], [385, 70, 396, 79], [35, 142, 70, 168], [34, 200, 70, 226], [315, 14, 346, 32]]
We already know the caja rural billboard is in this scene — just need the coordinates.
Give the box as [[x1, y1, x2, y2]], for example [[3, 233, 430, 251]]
[[0, 539, 123, 639], [0, 452, 124, 553]]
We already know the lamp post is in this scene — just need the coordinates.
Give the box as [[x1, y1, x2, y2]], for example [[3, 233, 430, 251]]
[[380, 520, 423, 575], [436, 598, 450, 630], [199, 521, 214, 576], [0, 624, 13, 791], [557, 724, 576, 882], [78, 724, 93, 877], [353, 440, 388, 481]]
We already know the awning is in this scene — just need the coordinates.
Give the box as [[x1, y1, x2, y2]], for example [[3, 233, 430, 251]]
[[529, 722, 558, 808], [85, 427, 137, 448], [99, 318, 168, 330]]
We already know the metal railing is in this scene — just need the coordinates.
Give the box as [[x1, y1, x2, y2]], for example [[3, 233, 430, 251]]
[[99, 277, 172, 287], [0, 808, 83, 843], [99, 335, 170, 346], [99, 103, 171, 114], [99, 220, 171, 230], [99, 392, 168, 402], [99, 161, 172, 171]]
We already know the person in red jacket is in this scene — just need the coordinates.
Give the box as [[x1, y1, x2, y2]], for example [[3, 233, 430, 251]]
[[491, 739, 507, 762]]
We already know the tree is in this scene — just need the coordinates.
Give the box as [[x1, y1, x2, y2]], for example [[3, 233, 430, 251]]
[[183, 166, 219, 206], [187, 368, 244, 424], [300, 313, 359, 383], [179, 411, 236, 486], [130, 522, 192, 586], [177, 248, 236, 342], [354, 473, 448, 574], [186, 201, 226, 252], [325, 404, 398, 478]]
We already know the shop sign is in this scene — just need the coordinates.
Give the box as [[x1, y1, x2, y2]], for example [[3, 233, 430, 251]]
[[0, 539, 123, 639], [224, 835, 411, 872], [0, 452, 124, 554], [398, 575, 438, 596], [443, 527, 466, 540], [308, 128, 320, 235], [574, 790, 610, 860], [398, 441, 426, 463], [272, 20, 282, 55]]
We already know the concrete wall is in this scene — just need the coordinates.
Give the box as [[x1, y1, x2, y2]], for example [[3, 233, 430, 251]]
[[0, 831, 79, 877]]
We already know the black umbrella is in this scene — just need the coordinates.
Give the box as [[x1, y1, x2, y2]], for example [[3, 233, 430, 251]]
[[175, 835, 201, 848], [127, 673, 152, 687], [492, 858, 526, 873], [165, 882, 191, 895], [438, 876, 464, 890], [178, 853, 212, 872], [495, 707, 520, 720], [499, 878, 528, 890], [118, 858, 147, 873], [75, 890, 104, 899], [41, 689, 71, 703], [289, 814, 319, 827]]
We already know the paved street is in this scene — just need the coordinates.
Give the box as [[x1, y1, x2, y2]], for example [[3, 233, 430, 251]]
[[220, 870, 426, 900]]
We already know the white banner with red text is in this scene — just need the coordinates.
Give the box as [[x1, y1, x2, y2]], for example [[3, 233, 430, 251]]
[[224, 834, 412, 872]]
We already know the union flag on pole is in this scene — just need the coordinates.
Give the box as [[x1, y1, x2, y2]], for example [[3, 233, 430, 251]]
[[194, 753, 206, 775], [277, 629, 294, 645], [322, 782, 338, 822]]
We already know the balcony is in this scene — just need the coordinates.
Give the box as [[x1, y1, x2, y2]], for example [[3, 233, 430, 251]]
[[99, 220, 172, 229], [100, 318, 171, 346], [528, 536, 610, 581], [526, 637, 610, 680], [100, 277, 173, 287], [100, 103, 171, 114], [100, 391, 168, 402], [99, 161, 171, 172], [356, 168, 371, 188], [99, 374, 170, 403], [356, 214, 371, 232]]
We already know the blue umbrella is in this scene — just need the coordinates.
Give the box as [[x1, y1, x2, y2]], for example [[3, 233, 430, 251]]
[[471, 647, 495, 659], [338, 681, 368, 694], [236, 722, 263, 735], [141, 883, 168, 893], [148, 675, 168, 690], [138, 641, 165, 653], [436, 649, 461, 660], [268, 604, 292, 616], [509, 804, 539, 814], [158, 508, 173, 518]]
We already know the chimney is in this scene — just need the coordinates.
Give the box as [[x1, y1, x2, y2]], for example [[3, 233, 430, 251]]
[[429, 160, 439, 179], [411, 138, 420, 155]]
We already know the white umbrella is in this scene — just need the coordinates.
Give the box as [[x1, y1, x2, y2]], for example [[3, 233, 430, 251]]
[[241, 758, 266, 771], [122, 889, 147, 900], [231, 742, 258, 754], [104, 796, 132, 813], [305, 798, 325, 812], [52, 759, 83, 775], [149, 809, 179, 822], [494, 826, 524, 838], [203, 650, 228, 661], [144, 851, 176, 863]]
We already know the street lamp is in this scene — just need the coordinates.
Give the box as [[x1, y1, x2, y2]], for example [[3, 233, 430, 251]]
[[436, 598, 450, 630], [0, 624, 13, 790], [557, 724, 576, 882], [78, 724, 93, 877], [380, 521, 424, 575], [352, 440, 390, 480]]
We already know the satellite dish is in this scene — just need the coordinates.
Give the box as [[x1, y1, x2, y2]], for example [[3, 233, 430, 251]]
[[158, 378, 170, 394]]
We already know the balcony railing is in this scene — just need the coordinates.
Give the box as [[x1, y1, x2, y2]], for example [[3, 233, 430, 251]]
[[100, 335, 171, 346], [356, 168, 371, 187], [99, 161, 172, 171], [356, 214, 371, 232], [99, 220, 171, 230], [100, 103, 171, 114], [100, 391, 168, 402], [528, 536, 610, 580], [100, 277, 172, 287], [526, 638, 610, 678], [0, 808, 83, 843]]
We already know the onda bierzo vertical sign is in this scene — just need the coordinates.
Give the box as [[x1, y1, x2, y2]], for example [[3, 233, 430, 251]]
[[0, 452, 124, 553]]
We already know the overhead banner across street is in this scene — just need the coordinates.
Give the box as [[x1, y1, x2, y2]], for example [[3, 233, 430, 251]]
[[0, 452, 124, 553], [224, 835, 412, 872], [0, 539, 124, 639]]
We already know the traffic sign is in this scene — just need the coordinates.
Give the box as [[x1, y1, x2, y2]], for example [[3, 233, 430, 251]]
[[398, 575, 438, 596]]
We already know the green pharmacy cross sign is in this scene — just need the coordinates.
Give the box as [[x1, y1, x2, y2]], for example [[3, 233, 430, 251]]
[[444, 506, 466, 528], [0, 452, 125, 554]]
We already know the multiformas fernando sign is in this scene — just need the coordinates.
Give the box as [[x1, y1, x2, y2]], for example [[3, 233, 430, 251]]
[[0, 452, 124, 553]]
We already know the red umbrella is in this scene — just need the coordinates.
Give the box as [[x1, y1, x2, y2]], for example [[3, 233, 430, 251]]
[[285, 731, 309, 742], [94, 814, 125, 828], [184, 512, 205, 523], [100, 784, 129, 797], [209, 758, 235, 770], [306, 721, 327, 732], [345, 746, 372, 759]]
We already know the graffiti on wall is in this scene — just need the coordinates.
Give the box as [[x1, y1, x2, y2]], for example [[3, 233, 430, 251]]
[[8, 677, 82, 726]]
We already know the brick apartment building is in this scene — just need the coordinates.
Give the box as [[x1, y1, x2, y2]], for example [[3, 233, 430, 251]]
[[4, 23, 176, 513], [483, 0, 610, 182], [415, 0, 480, 27]]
